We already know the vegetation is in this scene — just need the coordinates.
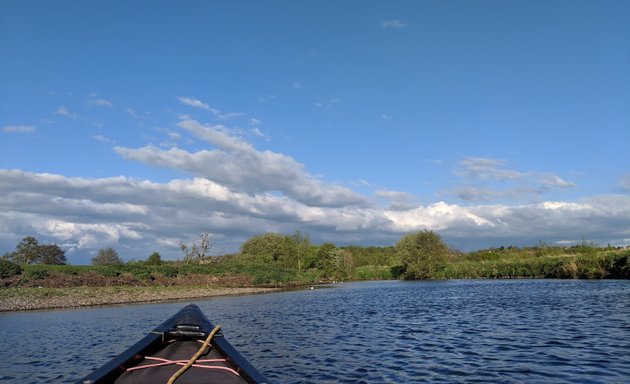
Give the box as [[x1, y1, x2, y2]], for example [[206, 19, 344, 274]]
[[180, 232, 214, 264], [91, 247, 123, 266], [145, 252, 163, 265], [3, 237, 67, 265], [395, 230, 449, 279], [1, 233, 628, 294], [0, 259, 23, 278]]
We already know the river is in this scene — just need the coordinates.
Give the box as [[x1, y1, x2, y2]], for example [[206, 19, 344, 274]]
[[1, 280, 629, 383]]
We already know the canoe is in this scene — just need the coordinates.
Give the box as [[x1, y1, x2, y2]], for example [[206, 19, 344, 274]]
[[78, 304, 269, 384]]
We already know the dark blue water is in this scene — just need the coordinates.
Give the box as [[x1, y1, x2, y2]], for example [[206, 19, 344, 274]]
[[1, 280, 629, 383]]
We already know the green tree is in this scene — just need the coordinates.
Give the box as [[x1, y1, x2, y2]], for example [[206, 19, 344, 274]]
[[40, 244, 67, 265], [395, 230, 449, 279], [288, 231, 311, 272], [240, 233, 289, 264], [332, 248, 354, 280], [146, 252, 163, 265], [12, 236, 41, 264], [7, 237, 66, 265], [316, 242, 337, 277], [92, 247, 123, 266]]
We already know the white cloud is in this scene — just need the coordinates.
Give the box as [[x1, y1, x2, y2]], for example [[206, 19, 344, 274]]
[[381, 19, 408, 29], [315, 99, 340, 108], [292, 82, 302, 90], [258, 94, 276, 103], [178, 96, 210, 110], [455, 157, 520, 181], [92, 135, 116, 143], [3, 125, 35, 133], [89, 98, 113, 107], [250, 118, 263, 125], [250, 127, 269, 141], [451, 157, 575, 202], [375, 189, 417, 210], [178, 96, 243, 120], [126, 108, 140, 118], [115, 119, 368, 208], [1, 169, 629, 263], [55, 106, 76, 118]]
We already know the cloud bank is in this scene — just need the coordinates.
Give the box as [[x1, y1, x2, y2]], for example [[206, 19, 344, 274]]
[[1, 120, 627, 263], [1, 167, 628, 263]]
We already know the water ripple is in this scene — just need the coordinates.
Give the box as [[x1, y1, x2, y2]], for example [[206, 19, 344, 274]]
[[1, 280, 629, 383]]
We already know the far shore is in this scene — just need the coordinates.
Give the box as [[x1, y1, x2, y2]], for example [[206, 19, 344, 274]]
[[0, 285, 280, 312]]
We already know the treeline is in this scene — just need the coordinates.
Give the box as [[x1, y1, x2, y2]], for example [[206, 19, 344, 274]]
[[2, 232, 629, 286]]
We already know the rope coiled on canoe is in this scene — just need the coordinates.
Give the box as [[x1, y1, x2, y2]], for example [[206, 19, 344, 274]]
[[166, 325, 221, 384]]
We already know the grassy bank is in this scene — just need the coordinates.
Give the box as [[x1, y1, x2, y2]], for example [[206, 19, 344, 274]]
[[346, 248, 630, 280], [0, 285, 278, 311], [2, 261, 310, 289], [1, 245, 628, 312], [438, 248, 630, 279]]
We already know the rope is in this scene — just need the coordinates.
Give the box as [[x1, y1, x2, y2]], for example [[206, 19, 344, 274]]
[[166, 325, 221, 384]]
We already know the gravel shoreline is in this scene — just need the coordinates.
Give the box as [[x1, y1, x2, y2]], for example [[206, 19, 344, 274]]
[[0, 286, 279, 312]]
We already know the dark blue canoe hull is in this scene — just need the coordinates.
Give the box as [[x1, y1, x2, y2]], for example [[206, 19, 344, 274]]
[[77, 304, 269, 384]]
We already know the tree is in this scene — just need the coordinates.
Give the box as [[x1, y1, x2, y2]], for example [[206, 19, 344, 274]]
[[92, 247, 123, 266], [335, 248, 354, 281], [146, 252, 163, 265], [316, 242, 337, 277], [12, 236, 41, 264], [288, 231, 311, 272], [395, 230, 449, 279], [240, 233, 289, 264], [8, 237, 67, 265], [180, 232, 214, 263], [39, 244, 67, 265]]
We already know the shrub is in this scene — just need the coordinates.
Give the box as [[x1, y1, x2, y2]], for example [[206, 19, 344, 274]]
[[25, 268, 49, 279], [130, 268, 153, 281], [601, 252, 630, 279], [60, 266, 82, 275], [152, 265, 178, 278], [0, 259, 23, 278], [93, 267, 120, 278], [353, 265, 394, 280]]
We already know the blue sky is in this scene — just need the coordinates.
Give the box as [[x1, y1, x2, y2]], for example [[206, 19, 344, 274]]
[[1, 0, 629, 263]]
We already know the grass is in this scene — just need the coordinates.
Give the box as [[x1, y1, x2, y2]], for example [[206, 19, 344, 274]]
[[438, 249, 628, 279]]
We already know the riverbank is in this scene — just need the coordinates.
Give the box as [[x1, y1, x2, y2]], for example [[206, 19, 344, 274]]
[[0, 285, 279, 312]]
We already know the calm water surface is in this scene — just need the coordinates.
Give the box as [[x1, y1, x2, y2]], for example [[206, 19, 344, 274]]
[[1, 280, 629, 383]]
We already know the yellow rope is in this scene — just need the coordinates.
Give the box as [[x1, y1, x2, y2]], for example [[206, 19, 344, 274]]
[[166, 325, 221, 384]]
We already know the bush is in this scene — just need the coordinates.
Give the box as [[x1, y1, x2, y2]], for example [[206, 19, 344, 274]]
[[60, 266, 82, 275], [153, 265, 178, 278], [93, 267, 121, 278], [25, 268, 49, 279], [601, 252, 630, 279], [0, 259, 23, 278], [129, 268, 153, 281], [353, 265, 394, 280]]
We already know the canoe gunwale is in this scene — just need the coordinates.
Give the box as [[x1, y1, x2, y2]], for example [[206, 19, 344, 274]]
[[77, 304, 269, 384]]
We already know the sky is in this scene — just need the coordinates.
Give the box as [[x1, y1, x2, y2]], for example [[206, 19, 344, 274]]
[[1, 0, 629, 264]]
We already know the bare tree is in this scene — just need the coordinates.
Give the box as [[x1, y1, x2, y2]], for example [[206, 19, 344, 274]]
[[180, 232, 214, 263]]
